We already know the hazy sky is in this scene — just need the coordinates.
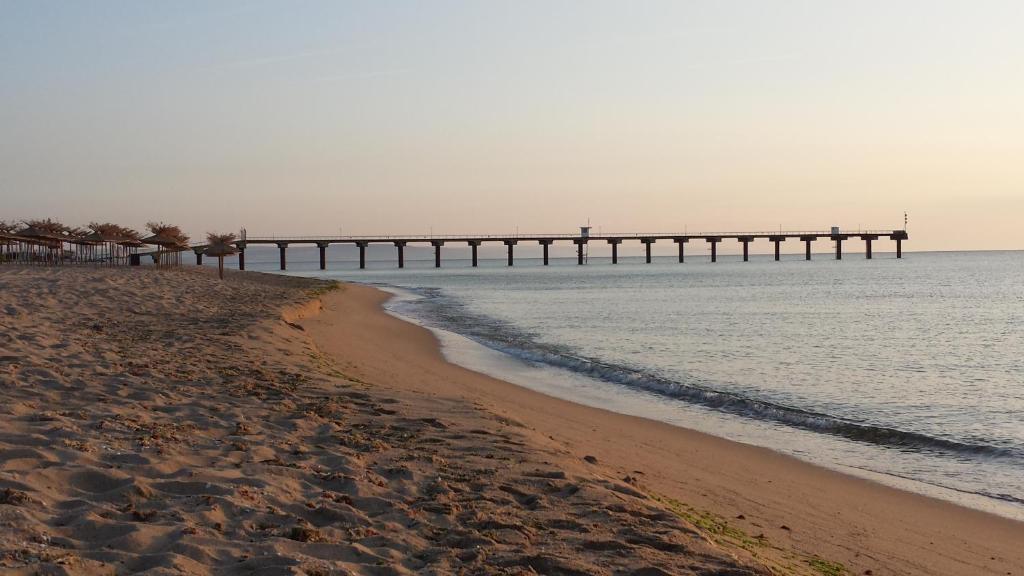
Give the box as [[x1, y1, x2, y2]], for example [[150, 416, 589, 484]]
[[2, 1, 1022, 251]]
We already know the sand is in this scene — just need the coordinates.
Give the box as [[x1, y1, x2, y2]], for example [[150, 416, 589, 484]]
[[0, 267, 765, 575], [0, 267, 1021, 575], [305, 283, 1024, 576]]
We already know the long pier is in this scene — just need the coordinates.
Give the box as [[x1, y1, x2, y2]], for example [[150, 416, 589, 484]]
[[194, 229, 908, 271]]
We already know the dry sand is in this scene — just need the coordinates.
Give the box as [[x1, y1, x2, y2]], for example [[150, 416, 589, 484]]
[[0, 267, 1021, 575], [1, 267, 764, 575]]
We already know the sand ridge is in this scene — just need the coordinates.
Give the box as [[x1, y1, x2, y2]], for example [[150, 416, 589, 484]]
[[0, 267, 768, 575]]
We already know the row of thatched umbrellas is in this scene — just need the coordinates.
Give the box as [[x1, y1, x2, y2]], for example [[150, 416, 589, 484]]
[[0, 220, 190, 266], [1, 220, 240, 278]]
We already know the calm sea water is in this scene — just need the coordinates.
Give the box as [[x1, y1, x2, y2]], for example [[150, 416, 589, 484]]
[[242, 249, 1024, 520]]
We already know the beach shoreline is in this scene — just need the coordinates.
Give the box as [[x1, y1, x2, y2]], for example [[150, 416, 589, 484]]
[[304, 281, 1024, 576], [0, 267, 770, 575], [1, 266, 1021, 575]]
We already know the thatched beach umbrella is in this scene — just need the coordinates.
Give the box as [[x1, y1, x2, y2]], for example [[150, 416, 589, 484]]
[[0, 221, 19, 264], [86, 222, 141, 265], [142, 222, 190, 267], [0, 231, 17, 264], [19, 219, 70, 265], [205, 232, 239, 280]]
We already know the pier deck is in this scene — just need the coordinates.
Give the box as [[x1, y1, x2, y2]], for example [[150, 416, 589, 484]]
[[192, 229, 909, 270]]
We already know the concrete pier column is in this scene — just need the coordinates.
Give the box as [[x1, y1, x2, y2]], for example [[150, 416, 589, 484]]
[[608, 239, 622, 264], [861, 235, 878, 259], [738, 236, 753, 262], [237, 244, 246, 270], [673, 238, 688, 263], [574, 239, 587, 265], [641, 239, 654, 263], [394, 241, 406, 268], [431, 241, 444, 268], [891, 230, 908, 259], [276, 242, 288, 270], [539, 240, 552, 265], [356, 242, 368, 269], [706, 237, 721, 262], [504, 240, 517, 266], [800, 236, 814, 261], [193, 248, 204, 266], [832, 236, 847, 260], [316, 242, 329, 270], [468, 241, 481, 267], [769, 236, 785, 261]]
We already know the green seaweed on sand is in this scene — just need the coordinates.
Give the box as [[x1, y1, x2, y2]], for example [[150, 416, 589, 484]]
[[650, 493, 763, 550], [808, 557, 848, 576], [649, 492, 848, 576], [308, 281, 342, 297]]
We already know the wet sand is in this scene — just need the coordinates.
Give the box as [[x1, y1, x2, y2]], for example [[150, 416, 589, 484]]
[[1, 267, 1021, 575], [306, 282, 1024, 576]]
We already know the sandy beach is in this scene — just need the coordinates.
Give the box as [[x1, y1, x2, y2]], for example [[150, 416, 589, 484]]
[[1, 267, 1022, 575]]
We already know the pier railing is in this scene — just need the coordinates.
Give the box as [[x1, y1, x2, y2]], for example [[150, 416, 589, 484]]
[[242, 229, 897, 241], [189, 228, 908, 271]]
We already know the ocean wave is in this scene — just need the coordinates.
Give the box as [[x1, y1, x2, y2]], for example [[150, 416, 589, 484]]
[[386, 285, 1022, 462]]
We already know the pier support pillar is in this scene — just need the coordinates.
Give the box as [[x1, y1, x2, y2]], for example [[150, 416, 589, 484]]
[[769, 236, 785, 261], [539, 240, 552, 265], [504, 240, 517, 266], [832, 236, 847, 260], [394, 241, 406, 268], [891, 230, 908, 259], [706, 237, 721, 262], [641, 239, 654, 263], [431, 241, 444, 268], [738, 237, 753, 262], [673, 238, 688, 263], [861, 235, 878, 260], [469, 241, 481, 267], [800, 236, 814, 261], [357, 242, 368, 269], [574, 239, 587, 265], [276, 243, 288, 271], [317, 242, 329, 270], [237, 245, 245, 270], [608, 239, 622, 264], [194, 249, 203, 266]]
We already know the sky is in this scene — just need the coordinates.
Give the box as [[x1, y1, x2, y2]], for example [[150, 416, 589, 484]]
[[1, 0, 1022, 252]]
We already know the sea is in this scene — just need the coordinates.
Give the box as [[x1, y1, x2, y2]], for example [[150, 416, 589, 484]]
[[231, 247, 1024, 520]]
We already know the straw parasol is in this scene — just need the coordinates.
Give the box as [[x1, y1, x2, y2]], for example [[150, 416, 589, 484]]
[[86, 222, 141, 265], [0, 221, 18, 263], [204, 232, 239, 279], [142, 222, 190, 266], [19, 219, 71, 265]]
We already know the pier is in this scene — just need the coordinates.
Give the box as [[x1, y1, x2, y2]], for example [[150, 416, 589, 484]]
[[194, 229, 909, 270]]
